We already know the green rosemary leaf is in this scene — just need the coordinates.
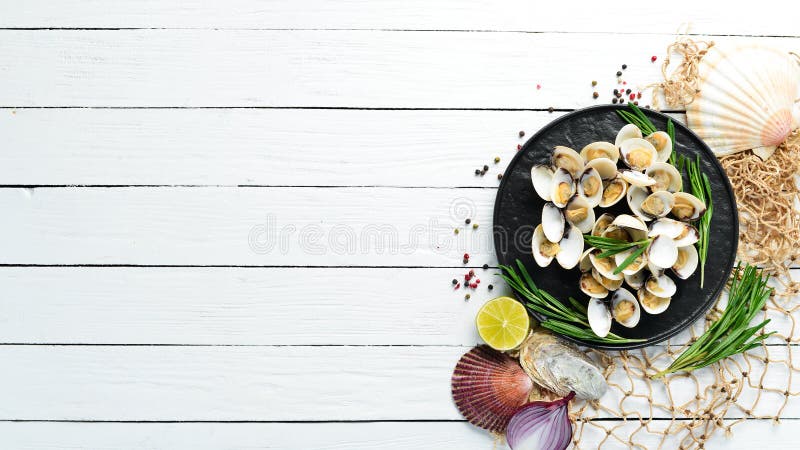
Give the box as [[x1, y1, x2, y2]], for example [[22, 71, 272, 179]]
[[667, 119, 676, 165], [612, 244, 648, 275]]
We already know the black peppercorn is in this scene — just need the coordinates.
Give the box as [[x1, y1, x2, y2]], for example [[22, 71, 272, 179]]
[[548, 107, 554, 113], [482, 264, 489, 270], [518, 130, 525, 138], [616, 70, 622, 77], [488, 284, 494, 290], [474, 169, 480, 175], [497, 173, 503, 180], [483, 165, 489, 171], [612, 98, 618, 104], [465, 218, 471, 225], [452, 279, 458, 285], [625, 89, 631, 95], [622, 64, 627, 70], [592, 92, 599, 99], [613, 89, 619, 95]]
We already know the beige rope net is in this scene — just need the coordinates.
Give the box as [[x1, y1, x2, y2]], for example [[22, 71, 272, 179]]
[[562, 38, 800, 449]]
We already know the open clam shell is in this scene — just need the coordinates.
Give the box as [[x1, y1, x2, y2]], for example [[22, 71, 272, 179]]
[[592, 213, 615, 237], [585, 157, 618, 180], [552, 146, 584, 178], [673, 245, 699, 280], [590, 250, 623, 281], [614, 248, 648, 275], [555, 223, 584, 269], [624, 269, 647, 290], [620, 169, 656, 187], [579, 248, 594, 272], [550, 168, 576, 208], [638, 287, 671, 314], [531, 165, 554, 201], [542, 202, 566, 243], [628, 187, 674, 221], [646, 162, 682, 193], [451, 345, 534, 432], [580, 271, 609, 298], [620, 138, 658, 171], [592, 267, 623, 290], [615, 123, 643, 147], [649, 218, 699, 247], [532, 224, 557, 267], [578, 167, 604, 207], [672, 192, 707, 222], [581, 141, 620, 164], [611, 214, 648, 241], [588, 298, 612, 338], [646, 131, 673, 163], [599, 176, 627, 208], [647, 235, 679, 269], [565, 195, 596, 234], [611, 288, 641, 328], [646, 272, 677, 298]]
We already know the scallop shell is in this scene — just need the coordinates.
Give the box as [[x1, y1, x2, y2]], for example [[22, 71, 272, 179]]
[[687, 44, 800, 160], [451, 345, 534, 432], [519, 331, 608, 400]]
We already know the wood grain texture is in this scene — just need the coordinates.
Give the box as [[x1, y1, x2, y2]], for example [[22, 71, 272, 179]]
[[0, 419, 795, 450], [0, 186, 497, 266], [0, 267, 795, 346], [0, 31, 797, 108], [1, 0, 798, 37], [0, 345, 795, 421]]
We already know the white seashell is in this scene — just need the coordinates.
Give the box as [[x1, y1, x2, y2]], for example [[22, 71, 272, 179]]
[[552, 146, 585, 178], [592, 267, 623, 290], [614, 248, 648, 275], [564, 195, 596, 234], [647, 235, 678, 269], [624, 270, 647, 290], [590, 250, 623, 281], [687, 44, 800, 160], [672, 245, 699, 280], [646, 162, 682, 193], [531, 224, 556, 267], [587, 298, 612, 338], [580, 271, 609, 298], [581, 141, 620, 163], [645, 131, 673, 163], [620, 169, 656, 187], [649, 218, 699, 247], [542, 202, 565, 243], [610, 214, 648, 241], [638, 288, 671, 315], [615, 123, 643, 147], [550, 168, 576, 208], [592, 213, 615, 237], [531, 165, 554, 201], [611, 288, 640, 328], [645, 272, 677, 298], [619, 138, 657, 171], [585, 157, 618, 180], [599, 176, 627, 208], [578, 168, 604, 207], [639, 191, 675, 219], [555, 224, 584, 270], [579, 248, 595, 272], [626, 186, 654, 222]]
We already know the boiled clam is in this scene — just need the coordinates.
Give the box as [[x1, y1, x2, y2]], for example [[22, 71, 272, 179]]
[[590, 250, 623, 281], [672, 245, 699, 280], [645, 162, 682, 192], [614, 248, 647, 275], [645, 131, 673, 163], [592, 267, 623, 290], [648, 218, 699, 247], [531, 165, 554, 201], [620, 169, 656, 187], [555, 224, 584, 269], [638, 287, 671, 314], [591, 213, 615, 237], [550, 168, 576, 208], [611, 288, 641, 328], [587, 298, 612, 338], [620, 138, 657, 171], [581, 141, 619, 163], [671, 192, 707, 221], [552, 146, 584, 178], [647, 235, 679, 269], [564, 195, 596, 234], [585, 157, 618, 180], [580, 271, 609, 298], [578, 167, 604, 207], [542, 202, 565, 243], [645, 272, 677, 298], [624, 270, 647, 290], [599, 176, 627, 208], [615, 123, 643, 147]]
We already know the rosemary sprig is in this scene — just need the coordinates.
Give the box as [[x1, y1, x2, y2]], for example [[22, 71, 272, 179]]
[[583, 235, 651, 274], [499, 260, 646, 344], [651, 263, 775, 378], [616, 103, 657, 135], [682, 155, 713, 288], [666, 118, 676, 165]]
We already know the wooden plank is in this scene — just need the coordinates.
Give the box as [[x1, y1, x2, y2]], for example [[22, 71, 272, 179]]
[[0, 419, 796, 450], [0, 267, 795, 346], [0, 186, 498, 266], [0, 31, 796, 108], [1, 0, 798, 37], [0, 345, 795, 421]]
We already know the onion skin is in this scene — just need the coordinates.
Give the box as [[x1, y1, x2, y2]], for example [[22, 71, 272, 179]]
[[506, 392, 574, 450]]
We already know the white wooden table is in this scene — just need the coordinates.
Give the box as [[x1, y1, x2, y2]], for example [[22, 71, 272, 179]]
[[0, 1, 798, 448]]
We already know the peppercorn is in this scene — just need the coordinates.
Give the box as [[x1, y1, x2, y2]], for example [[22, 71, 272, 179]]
[[462, 258, 468, 264], [592, 92, 599, 99], [465, 218, 471, 225], [619, 98, 625, 104], [480, 170, 486, 176], [518, 130, 525, 138], [464, 253, 470, 259], [452, 279, 458, 285], [615, 91, 622, 98], [548, 107, 554, 113], [633, 101, 639, 105], [469, 269, 475, 276], [625, 89, 631, 95], [472, 223, 478, 229], [613, 89, 619, 95], [616, 70, 622, 77], [488, 284, 494, 290], [454, 228, 459, 234], [622, 64, 627, 70], [483, 165, 489, 171], [629, 93, 635, 100], [651, 56, 657, 62], [494, 156, 500, 163], [474, 169, 480, 175], [612, 98, 618, 104], [591, 80, 597, 86], [465, 294, 471, 300], [497, 173, 503, 180], [516, 144, 522, 150]]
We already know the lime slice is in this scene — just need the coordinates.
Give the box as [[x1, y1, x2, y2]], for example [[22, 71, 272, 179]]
[[476, 296, 530, 351]]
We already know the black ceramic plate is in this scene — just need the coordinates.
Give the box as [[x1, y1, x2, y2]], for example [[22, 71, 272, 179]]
[[493, 105, 738, 350]]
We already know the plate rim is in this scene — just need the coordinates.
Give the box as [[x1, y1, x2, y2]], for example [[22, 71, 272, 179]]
[[492, 104, 739, 350]]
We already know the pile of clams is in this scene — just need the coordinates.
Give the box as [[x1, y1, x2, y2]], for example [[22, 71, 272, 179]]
[[530, 124, 708, 338]]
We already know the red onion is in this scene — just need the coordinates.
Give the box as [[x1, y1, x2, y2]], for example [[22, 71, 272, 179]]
[[506, 392, 574, 450]]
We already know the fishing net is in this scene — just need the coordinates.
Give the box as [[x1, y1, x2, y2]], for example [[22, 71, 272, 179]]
[[564, 37, 800, 449]]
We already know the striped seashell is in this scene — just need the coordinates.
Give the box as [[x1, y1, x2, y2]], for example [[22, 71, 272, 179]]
[[687, 44, 800, 160]]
